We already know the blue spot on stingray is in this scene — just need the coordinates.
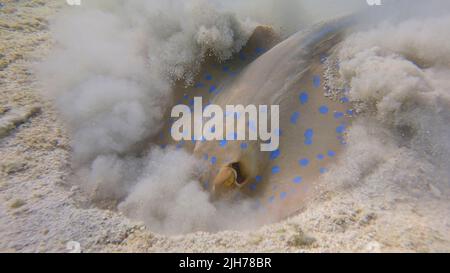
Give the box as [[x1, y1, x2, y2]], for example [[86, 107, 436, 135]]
[[320, 168, 328, 174], [280, 192, 287, 200], [299, 92, 309, 105], [304, 138, 313, 146], [347, 109, 354, 116], [205, 74, 213, 81], [313, 75, 321, 88], [293, 176, 303, 184], [304, 128, 314, 145], [328, 150, 336, 157], [317, 154, 325, 161], [210, 126, 216, 133], [319, 105, 329, 114], [272, 166, 281, 174], [255, 176, 262, 183], [194, 82, 205, 88], [219, 140, 227, 147], [209, 85, 217, 93], [255, 47, 266, 54], [290, 112, 300, 124], [240, 143, 248, 150], [304, 129, 314, 139], [336, 124, 346, 134], [211, 156, 217, 165], [299, 158, 310, 167], [239, 52, 247, 61], [334, 112, 344, 119], [249, 183, 257, 191], [270, 149, 281, 160], [341, 97, 350, 103], [222, 66, 230, 72]]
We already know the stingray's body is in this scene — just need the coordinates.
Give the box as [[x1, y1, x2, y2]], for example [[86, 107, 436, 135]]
[[157, 19, 354, 220]]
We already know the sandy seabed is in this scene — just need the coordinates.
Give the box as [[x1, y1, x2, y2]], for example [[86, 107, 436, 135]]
[[0, 0, 449, 253]]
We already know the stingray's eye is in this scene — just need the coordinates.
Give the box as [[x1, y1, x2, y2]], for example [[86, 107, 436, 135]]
[[230, 162, 247, 186]]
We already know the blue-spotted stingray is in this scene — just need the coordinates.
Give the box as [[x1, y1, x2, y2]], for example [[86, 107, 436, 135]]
[[156, 19, 355, 220]]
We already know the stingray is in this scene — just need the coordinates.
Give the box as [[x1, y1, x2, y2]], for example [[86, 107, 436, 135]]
[[156, 19, 355, 220]]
